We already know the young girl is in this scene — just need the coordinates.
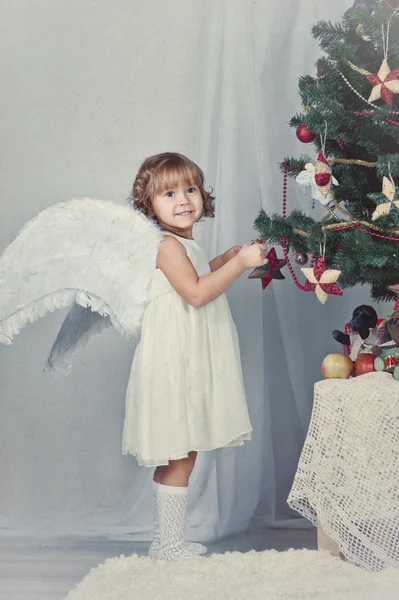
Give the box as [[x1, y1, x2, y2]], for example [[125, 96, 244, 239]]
[[121, 152, 267, 561]]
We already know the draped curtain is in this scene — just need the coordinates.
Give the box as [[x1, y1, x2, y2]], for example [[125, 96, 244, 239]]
[[0, 0, 362, 541]]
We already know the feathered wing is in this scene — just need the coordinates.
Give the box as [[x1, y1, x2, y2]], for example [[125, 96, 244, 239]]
[[0, 198, 163, 372], [44, 303, 112, 374]]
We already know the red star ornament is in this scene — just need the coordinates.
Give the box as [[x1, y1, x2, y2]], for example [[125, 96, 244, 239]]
[[301, 256, 342, 304], [366, 59, 399, 107], [247, 247, 286, 289]]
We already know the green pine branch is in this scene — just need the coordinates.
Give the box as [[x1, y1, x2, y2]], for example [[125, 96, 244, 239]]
[[255, 2, 399, 302]]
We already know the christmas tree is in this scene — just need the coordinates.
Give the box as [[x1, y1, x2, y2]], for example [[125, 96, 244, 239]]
[[254, 0, 399, 305]]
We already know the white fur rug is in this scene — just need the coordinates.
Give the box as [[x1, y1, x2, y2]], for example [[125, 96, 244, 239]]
[[65, 549, 399, 600]]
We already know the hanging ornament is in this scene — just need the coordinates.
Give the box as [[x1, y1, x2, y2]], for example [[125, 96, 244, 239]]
[[356, 24, 364, 37], [247, 247, 286, 290], [314, 151, 332, 191], [294, 252, 308, 266], [296, 122, 339, 205], [346, 59, 399, 107], [296, 156, 339, 206], [347, 20, 399, 108], [369, 172, 399, 220], [383, 175, 396, 202], [355, 24, 372, 42], [366, 59, 399, 107], [296, 124, 316, 143], [301, 256, 343, 305]]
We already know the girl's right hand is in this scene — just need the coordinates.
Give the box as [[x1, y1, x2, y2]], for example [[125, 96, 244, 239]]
[[236, 243, 268, 269]]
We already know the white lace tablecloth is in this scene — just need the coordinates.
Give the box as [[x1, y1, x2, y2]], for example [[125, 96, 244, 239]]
[[288, 372, 399, 571]]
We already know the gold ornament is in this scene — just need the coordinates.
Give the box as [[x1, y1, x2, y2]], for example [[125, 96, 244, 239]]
[[345, 60, 370, 76], [293, 219, 399, 239], [330, 158, 377, 167], [356, 24, 364, 37], [322, 220, 399, 236]]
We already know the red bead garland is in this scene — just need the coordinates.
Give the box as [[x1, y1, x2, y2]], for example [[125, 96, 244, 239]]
[[384, 0, 397, 11], [328, 222, 399, 242], [354, 110, 399, 127], [354, 111, 375, 116], [365, 229, 399, 241], [281, 162, 315, 290]]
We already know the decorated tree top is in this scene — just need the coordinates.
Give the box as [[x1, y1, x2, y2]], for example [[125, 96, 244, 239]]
[[254, 0, 399, 305]]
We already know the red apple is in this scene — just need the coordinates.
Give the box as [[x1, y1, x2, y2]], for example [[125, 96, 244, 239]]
[[321, 353, 353, 379], [354, 352, 375, 377]]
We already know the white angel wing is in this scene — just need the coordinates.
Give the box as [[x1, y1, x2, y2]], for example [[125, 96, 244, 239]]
[[296, 163, 315, 187], [0, 198, 162, 371], [297, 163, 339, 206], [44, 303, 112, 374]]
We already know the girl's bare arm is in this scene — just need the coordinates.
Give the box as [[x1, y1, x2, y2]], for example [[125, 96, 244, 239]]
[[209, 255, 224, 272], [209, 246, 241, 272], [157, 236, 266, 308]]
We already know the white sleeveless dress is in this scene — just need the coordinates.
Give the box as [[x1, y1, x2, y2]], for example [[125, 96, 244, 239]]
[[122, 234, 252, 467]]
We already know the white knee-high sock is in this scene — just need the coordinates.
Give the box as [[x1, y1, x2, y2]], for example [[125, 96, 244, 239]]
[[148, 482, 207, 558], [148, 481, 160, 556], [156, 483, 202, 561]]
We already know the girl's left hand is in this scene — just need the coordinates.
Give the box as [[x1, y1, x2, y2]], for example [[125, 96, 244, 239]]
[[222, 246, 242, 264]]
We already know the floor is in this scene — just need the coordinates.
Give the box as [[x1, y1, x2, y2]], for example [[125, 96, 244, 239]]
[[0, 527, 316, 600]]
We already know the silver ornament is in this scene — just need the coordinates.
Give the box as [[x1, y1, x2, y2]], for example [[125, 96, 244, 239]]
[[295, 252, 308, 266]]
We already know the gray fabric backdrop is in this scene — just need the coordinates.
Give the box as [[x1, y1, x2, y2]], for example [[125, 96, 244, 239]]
[[0, 0, 375, 541]]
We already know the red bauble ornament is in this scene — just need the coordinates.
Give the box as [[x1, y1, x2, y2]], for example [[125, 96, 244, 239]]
[[314, 172, 331, 187], [296, 123, 316, 143], [354, 353, 376, 377]]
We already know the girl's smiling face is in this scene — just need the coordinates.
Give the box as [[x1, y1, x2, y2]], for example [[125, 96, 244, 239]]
[[131, 153, 215, 228], [152, 180, 203, 236]]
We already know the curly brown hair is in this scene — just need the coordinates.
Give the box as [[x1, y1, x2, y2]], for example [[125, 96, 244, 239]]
[[130, 152, 215, 220]]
